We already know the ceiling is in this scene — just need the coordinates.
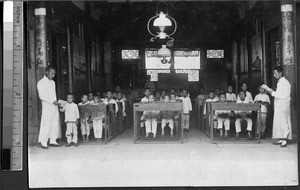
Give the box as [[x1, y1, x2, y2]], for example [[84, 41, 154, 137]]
[[97, 1, 243, 46]]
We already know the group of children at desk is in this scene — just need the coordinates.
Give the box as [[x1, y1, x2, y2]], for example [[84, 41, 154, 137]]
[[58, 90, 127, 147], [139, 88, 192, 138], [203, 83, 271, 140]]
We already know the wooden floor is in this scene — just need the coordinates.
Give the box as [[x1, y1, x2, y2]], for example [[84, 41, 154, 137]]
[[29, 127, 298, 188]]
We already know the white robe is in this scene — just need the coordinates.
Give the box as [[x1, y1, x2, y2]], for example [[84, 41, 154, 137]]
[[37, 76, 61, 146], [271, 77, 292, 140]]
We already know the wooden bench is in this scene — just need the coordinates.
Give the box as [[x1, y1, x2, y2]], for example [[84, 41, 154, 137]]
[[207, 102, 262, 143], [133, 102, 184, 144]]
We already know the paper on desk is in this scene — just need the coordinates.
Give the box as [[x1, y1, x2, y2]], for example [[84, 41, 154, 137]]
[[58, 99, 68, 106]]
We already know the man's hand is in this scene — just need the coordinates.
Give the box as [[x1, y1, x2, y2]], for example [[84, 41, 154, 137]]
[[53, 101, 60, 106]]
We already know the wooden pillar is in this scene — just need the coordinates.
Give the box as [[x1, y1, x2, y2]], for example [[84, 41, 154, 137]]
[[34, 4, 47, 80], [246, 26, 253, 92], [236, 41, 241, 92], [67, 23, 74, 93], [104, 41, 113, 90], [281, 0, 296, 136], [85, 26, 92, 92]]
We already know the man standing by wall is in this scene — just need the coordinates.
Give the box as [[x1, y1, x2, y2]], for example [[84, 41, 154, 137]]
[[37, 66, 61, 148], [262, 66, 292, 148]]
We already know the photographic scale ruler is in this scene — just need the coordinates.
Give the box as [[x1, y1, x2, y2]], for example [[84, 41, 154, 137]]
[[3, 1, 24, 170]]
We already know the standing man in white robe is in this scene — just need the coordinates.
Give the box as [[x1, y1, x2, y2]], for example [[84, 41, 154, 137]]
[[262, 66, 292, 148], [37, 66, 61, 149]]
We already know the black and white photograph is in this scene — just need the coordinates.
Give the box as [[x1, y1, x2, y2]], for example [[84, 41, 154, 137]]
[[1, 0, 299, 188]]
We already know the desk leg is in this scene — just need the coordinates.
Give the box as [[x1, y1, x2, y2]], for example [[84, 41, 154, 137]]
[[258, 111, 261, 144], [105, 117, 108, 144], [133, 110, 137, 143], [181, 113, 183, 144], [210, 105, 213, 143]]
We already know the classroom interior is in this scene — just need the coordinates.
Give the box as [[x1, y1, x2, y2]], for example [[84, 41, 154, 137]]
[[3, 0, 300, 187]]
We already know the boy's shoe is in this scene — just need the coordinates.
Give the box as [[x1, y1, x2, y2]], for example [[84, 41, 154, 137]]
[[74, 143, 78, 147], [161, 133, 164, 137], [235, 133, 239, 139], [41, 145, 48, 149], [65, 143, 72, 147], [185, 129, 189, 132], [170, 134, 174, 137], [224, 131, 228, 138], [261, 133, 265, 139], [153, 134, 156, 138]]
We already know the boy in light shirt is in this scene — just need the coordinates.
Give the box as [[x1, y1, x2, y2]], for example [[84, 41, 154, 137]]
[[59, 94, 80, 147], [215, 93, 231, 138], [178, 90, 192, 132], [141, 94, 160, 138], [91, 96, 106, 142], [160, 95, 179, 137], [226, 85, 237, 102], [237, 82, 253, 103], [87, 92, 94, 104], [78, 94, 91, 142], [203, 91, 219, 129], [235, 90, 253, 139], [254, 85, 271, 139], [141, 88, 151, 103]]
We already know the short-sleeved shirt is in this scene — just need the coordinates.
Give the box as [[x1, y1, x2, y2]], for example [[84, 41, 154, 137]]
[[254, 93, 271, 113], [178, 96, 192, 114], [237, 91, 253, 103], [226, 93, 237, 102], [141, 97, 149, 103]]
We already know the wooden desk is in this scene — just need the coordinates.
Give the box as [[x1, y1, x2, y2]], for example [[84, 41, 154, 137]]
[[78, 104, 108, 144], [207, 102, 262, 143], [133, 102, 183, 143]]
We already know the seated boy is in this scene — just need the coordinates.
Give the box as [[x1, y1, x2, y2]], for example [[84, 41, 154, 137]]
[[141, 88, 151, 103], [215, 93, 231, 138], [226, 85, 237, 102], [78, 94, 91, 142], [141, 94, 160, 138], [87, 92, 94, 104], [237, 82, 253, 103], [160, 90, 166, 101], [91, 96, 106, 142], [203, 90, 219, 129], [116, 92, 126, 118], [235, 90, 253, 139], [155, 91, 161, 102], [254, 84, 271, 139], [160, 95, 179, 137], [197, 88, 206, 100], [103, 91, 119, 114]]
